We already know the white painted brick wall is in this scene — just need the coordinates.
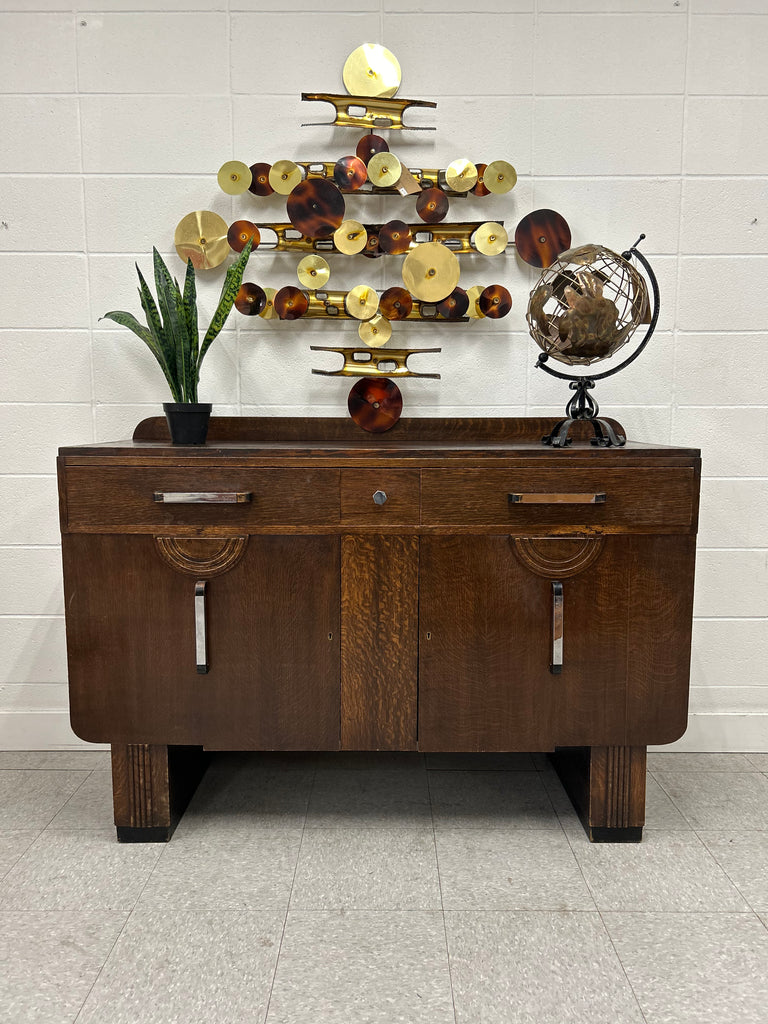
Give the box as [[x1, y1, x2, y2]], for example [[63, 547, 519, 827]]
[[0, 2, 765, 750]]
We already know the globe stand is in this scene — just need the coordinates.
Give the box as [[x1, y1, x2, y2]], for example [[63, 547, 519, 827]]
[[537, 237, 660, 449]]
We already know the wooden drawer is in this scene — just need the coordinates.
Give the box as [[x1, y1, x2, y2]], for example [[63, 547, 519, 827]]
[[340, 469, 420, 525], [62, 466, 340, 531], [421, 467, 696, 529]]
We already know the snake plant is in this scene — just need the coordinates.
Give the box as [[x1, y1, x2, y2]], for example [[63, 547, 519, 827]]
[[101, 241, 252, 403]]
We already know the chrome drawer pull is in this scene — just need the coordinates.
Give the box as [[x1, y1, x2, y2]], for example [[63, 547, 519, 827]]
[[195, 581, 208, 675], [551, 581, 563, 675], [153, 491, 252, 504], [509, 492, 606, 505]]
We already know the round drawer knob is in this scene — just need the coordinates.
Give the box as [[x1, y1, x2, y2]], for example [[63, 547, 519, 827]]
[[373, 490, 388, 506]]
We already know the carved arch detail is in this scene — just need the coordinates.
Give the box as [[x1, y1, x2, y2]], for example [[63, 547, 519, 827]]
[[511, 535, 605, 579], [154, 536, 248, 578]]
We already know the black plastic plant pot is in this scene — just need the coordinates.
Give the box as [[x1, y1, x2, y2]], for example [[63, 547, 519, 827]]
[[163, 403, 212, 445]]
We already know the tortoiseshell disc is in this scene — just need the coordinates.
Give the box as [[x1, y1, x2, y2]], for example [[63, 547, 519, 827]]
[[363, 231, 382, 258], [416, 187, 449, 224], [287, 179, 346, 239], [234, 282, 266, 316], [514, 209, 572, 269], [348, 377, 403, 433], [379, 220, 413, 255], [356, 133, 389, 163], [437, 287, 469, 319], [248, 162, 273, 197], [472, 163, 491, 197], [274, 286, 308, 320], [333, 156, 368, 191], [379, 286, 413, 321], [227, 220, 260, 253], [478, 284, 512, 319]]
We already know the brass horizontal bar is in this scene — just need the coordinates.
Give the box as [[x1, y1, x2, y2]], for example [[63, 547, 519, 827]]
[[300, 290, 469, 323], [301, 92, 437, 131], [290, 161, 469, 196], [310, 346, 441, 379], [253, 223, 508, 257]]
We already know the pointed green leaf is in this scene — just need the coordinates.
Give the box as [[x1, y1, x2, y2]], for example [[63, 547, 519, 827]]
[[153, 248, 192, 402], [198, 238, 253, 370], [100, 310, 182, 402], [135, 264, 174, 376], [182, 258, 199, 390]]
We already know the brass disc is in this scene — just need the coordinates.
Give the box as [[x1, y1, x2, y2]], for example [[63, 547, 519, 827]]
[[484, 160, 517, 194], [227, 220, 260, 253], [416, 187, 449, 224], [473, 222, 508, 256], [334, 220, 368, 255], [401, 241, 460, 303], [479, 284, 512, 319], [345, 284, 379, 321], [287, 178, 345, 239], [445, 158, 478, 193], [274, 286, 308, 320], [466, 285, 486, 319], [472, 163, 490, 197], [343, 43, 401, 99], [174, 210, 230, 270], [234, 283, 266, 316], [269, 160, 303, 195], [217, 160, 252, 195], [358, 314, 392, 348], [367, 151, 402, 189], [259, 287, 278, 320], [333, 155, 368, 191], [248, 162, 273, 197], [356, 133, 389, 163], [379, 286, 413, 321], [379, 220, 412, 255], [297, 254, 331, 289]]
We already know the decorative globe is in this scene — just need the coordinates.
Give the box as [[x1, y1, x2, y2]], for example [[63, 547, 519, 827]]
[[526, 244, 649, 367]]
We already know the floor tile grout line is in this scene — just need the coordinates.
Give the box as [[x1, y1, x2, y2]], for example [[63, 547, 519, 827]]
[[597, 908, 652, 1024], [427, 764, 460, 1024], [0, 826, 44, 884], [263, 763, 316, 1024], [40, 767, 96, 831], [692, 828, 766, 915], [72, 909, 134, 1024]]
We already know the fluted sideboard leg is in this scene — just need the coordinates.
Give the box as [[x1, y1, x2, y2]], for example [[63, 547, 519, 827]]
[[111, 743, 208, 842], [550, 745, 647, 842]]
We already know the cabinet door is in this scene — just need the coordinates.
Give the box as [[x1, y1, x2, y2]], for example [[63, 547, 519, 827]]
[[418, 535, 631, 751], [63, 534, 340, 749]]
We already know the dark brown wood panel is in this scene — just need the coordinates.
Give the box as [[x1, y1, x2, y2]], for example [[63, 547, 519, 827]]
[[62, 466, 340, 531], [341, 534, 419, 750], [64, 533, 340, 749], [340, 469, 420, 525]]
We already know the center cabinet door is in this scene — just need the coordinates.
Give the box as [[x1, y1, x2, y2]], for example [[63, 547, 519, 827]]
[[64, 533, 340, 750], [418, 535, 631, 751]]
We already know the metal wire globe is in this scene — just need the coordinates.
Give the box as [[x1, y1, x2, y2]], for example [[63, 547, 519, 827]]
[[526, 244, 649, 367]]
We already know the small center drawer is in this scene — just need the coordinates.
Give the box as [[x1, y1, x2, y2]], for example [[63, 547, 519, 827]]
[[340, 469, 420, 525], [63, 466, 340, 531], [421, 467, 696, 529]]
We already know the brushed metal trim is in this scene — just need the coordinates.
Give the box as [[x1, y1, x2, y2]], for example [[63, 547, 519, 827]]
[[551, 581, 564, 675], [153, 491, 252, 504], [195, 581, 208, 675]]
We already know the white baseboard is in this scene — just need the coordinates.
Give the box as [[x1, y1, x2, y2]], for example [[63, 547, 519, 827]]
[[0, 710, 765, 754]]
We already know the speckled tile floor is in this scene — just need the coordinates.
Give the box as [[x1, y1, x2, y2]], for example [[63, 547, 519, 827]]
[[1, 750, 767, 1024]]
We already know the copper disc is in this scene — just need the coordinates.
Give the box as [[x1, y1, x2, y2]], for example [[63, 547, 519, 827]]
[[402, 241, 460, 303], [472, 163, 490, 197], [437, 287, 469, 319], [348, 377, 403, 433], [356, 133, 389, 163], [333, 156, 368, 191], [466, 285, 485, 319], [269, 160, 303, 195], [473, 222, 508, 256], [248, 162, 273, 197], [297, 254, 331, 289], [345, 284, 379, 320], [514, 209, 572, 268], [259, 287, 278, 320], [174, 210, 230, 270], [217, 160, 252, 195], [367, 151, 402, 189], [286, 178, 345, 239], [416, 187, 449, 224], [363, 232, 382, 258], [445, 158, 478, 193], [484, 160, 517, 194], [379, 220, 413, 255], [334, 220, 368, 255], [273, 286, 308, 320], [358, 314, 392, 348], [479, 284, 512, 319], [234, 282, 266, 316], [343, 44, 401, 99], [379, 286, 413, 321], [227, 220, 260, 253]]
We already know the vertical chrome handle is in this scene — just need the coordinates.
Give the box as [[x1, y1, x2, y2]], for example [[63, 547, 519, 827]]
[[551, 581, 563, 675], [195, 581, 208, 674]]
